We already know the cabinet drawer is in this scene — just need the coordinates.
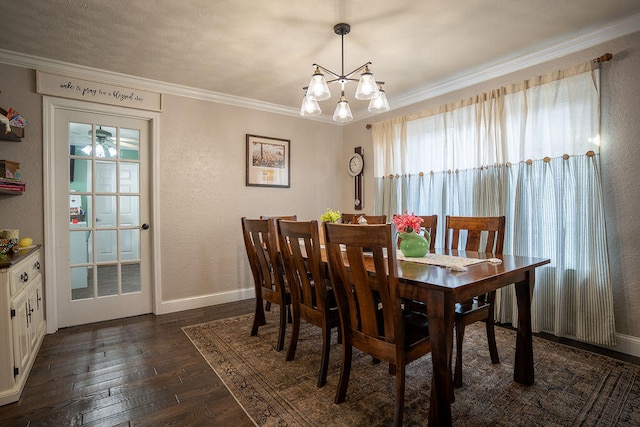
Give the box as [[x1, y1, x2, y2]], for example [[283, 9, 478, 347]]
[[10, 251, 42, 296]]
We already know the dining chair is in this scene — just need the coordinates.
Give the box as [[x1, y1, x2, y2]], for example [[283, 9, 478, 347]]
[[324, 222, 431, 427], [444, 215, 506, 388], [352, 214, 387, 224], [241, 217, 291, 351], [277, 219, 340, 387], [340, 213, 357, 224], [260, 215, 296, 311]]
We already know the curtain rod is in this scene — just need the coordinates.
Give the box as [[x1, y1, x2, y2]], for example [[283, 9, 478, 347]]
[[365, 53, 614, 130]]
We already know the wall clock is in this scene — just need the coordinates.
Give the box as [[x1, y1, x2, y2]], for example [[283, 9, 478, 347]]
[[349, 147, 364, 210], [347, 152, 364, 176]]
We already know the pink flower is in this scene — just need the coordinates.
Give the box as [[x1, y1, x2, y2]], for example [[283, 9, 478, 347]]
[[392, 211, 424, 234]]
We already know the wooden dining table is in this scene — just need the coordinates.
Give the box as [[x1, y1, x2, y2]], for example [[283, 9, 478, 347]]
[[394, 250, 551, 426], [318, 245, 550, 426]]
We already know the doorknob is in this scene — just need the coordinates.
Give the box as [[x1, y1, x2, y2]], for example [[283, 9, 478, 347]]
[[141, 223, 150, 230]]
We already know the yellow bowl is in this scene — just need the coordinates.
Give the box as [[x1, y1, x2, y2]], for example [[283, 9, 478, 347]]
[[18, 237, 32, 247]]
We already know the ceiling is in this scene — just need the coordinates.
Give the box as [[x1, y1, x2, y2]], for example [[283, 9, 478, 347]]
[[2, 0, 640, 121]]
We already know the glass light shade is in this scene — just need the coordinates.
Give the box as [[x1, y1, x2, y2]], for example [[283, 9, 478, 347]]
[[300, 94, 321, 116], [95, 144, 105, 158], [307, 68, 331, 101], [333, 97, 353, 122], [80, 145, 92, 155], [368, 89, 390, 113], [355, 67, 379, 100]]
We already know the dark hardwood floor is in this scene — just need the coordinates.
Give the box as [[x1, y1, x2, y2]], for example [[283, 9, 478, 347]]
[[0, 299, 256, 427], [1, 298, 638, 426]]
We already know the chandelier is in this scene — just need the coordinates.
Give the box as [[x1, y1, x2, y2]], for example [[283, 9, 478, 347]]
[[300, 23, 390, 123]]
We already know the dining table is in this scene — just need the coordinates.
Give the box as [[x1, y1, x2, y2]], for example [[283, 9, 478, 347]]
[[391, 250, 550, 425], [315, 243, 550, 426]]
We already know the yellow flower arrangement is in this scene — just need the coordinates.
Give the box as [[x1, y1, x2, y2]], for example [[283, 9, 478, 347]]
[[320, 208, 341, 223]]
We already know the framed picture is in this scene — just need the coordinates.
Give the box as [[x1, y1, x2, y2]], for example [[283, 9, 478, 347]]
[[246, 134, 291, 188]]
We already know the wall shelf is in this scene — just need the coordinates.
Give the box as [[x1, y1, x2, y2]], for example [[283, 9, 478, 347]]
[[0, 108, 24, 142]]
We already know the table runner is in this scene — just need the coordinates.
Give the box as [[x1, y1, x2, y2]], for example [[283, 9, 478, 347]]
[[396, 252, 487, 268]]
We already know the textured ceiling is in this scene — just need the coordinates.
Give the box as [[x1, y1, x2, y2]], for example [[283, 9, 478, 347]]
[[2, 0, 640, 119]]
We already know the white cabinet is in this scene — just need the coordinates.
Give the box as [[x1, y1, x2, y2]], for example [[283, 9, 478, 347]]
[[0, 247, 45, 406]]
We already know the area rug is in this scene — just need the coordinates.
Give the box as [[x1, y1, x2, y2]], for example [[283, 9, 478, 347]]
[[182, 309, 640, 426]]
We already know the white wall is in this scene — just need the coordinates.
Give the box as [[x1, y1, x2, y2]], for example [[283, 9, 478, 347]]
[[343, 31, 640, 349]]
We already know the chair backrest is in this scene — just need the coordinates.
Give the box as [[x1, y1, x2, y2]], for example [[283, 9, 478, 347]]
[[444, 215, 506, 254], [324, 223, 405, 354], [340, 213, 357, 224], [396, 214, 438, 251], [278, 220, 330, 316], [352, 214, 387, 224], [241, 217, 285, 301], [260, 215, 297, 221]]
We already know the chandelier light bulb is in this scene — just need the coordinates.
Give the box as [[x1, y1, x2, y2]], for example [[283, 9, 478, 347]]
[[306, 67, 331, 101], [300, 94, 321, 116], [355, 65, 380, 100], [333, 95, 353, 122], [368, 87, 390, 113]]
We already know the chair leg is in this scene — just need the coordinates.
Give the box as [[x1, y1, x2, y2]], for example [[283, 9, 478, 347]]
[[394, 363, 406, 427], [317, 322, 331, 388], [454, 318, 465, 388], [265, 301, 271, 311], [276, 303, 287, 352], [486, 291, 500, 364], [286, 306, 300, 361], [335, 332, 352, 404], [251, 298, 266, 336]]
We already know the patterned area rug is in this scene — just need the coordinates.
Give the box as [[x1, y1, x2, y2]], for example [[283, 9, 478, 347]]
[[182, 309, 640, 426]]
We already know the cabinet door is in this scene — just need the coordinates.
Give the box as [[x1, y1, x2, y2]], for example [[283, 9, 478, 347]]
[[26, 283, 40, 349], [11, 291, 30, 381], [33, 278, 46, 340]]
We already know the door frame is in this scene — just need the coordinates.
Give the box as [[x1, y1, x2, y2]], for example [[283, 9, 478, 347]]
[[43, 96, 162, 334]]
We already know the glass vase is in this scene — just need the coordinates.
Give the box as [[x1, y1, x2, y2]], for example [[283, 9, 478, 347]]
[[398, 231, 430, 257]]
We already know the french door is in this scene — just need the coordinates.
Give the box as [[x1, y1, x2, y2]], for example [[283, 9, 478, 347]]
[[54, 107, 152, 327]]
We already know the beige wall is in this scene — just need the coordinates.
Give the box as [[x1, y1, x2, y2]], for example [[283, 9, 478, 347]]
[[343, 31, 640, 344], [158, 94, 343, 301]]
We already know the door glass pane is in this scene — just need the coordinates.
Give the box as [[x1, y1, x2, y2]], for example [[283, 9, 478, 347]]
[[70, 230, 91, 264], [95, 161, 116, 192], [95, 196, 116, 227], [97, 265, 118, 296], [94, 125, 117, 159], [120, 229, 140, 261], [120, 162, 139, 193], [120, 196, 140, 227], [69, 122, 92, 158], [120, 128, 140, 160], [95, 229, 117, 262], [71, 267, 92, 300], [122, 263, 141, 293], [70, 159, 92, 192]]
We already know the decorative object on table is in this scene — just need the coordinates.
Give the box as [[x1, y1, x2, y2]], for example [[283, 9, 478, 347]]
[[392, 211, 430, 257], [19, 237, 33, 248], [320, 208, 341, 223], [357, 214, 367, 224], [0, 238, 19, 255], [245, 134, 290, 188], [299, 23, 390, 122]]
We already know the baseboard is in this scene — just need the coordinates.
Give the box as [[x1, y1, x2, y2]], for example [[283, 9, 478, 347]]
[[158, 287, 255, 315], [600, 333, 640, 358]]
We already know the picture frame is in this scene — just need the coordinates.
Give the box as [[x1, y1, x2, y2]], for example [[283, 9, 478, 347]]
[[246, 134, 291, 188]]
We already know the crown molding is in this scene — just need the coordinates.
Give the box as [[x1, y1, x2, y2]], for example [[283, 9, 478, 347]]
[[384, 13, 640, 114], [1, 12, 638, 125]]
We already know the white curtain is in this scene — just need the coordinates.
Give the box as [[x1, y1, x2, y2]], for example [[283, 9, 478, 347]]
[[372, 62, 615, 345]]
